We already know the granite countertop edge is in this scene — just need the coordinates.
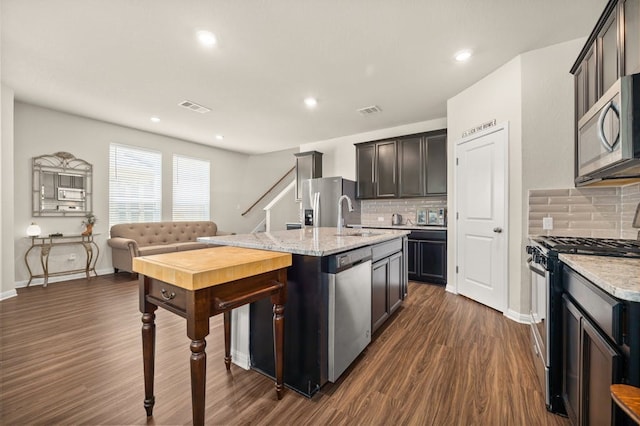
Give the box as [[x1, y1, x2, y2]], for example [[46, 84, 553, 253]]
[[559, 253, 640, 302], [199, 227, 410, 257]]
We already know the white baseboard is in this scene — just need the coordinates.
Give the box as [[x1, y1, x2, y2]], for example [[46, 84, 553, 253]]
[[505, 308, 531, 324], [445, 284, 457, 294], [14, 268, 116, 289], [231, 349, 250, 370], [0, 289, 18, 301]]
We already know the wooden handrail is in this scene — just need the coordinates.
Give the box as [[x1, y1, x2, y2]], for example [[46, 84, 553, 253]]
[[241, 166, 295, 216]]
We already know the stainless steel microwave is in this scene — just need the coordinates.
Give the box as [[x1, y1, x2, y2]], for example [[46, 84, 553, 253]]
[[575, 73, 640, 186]]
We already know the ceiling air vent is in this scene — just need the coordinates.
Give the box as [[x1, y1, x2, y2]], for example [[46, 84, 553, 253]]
[[178, 100, 211, 114], [357, 105, 382, 116]]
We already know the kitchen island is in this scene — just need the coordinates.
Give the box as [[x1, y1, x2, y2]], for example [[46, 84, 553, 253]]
[[199, 226, 410, 256], [199, 227, 409, 397]]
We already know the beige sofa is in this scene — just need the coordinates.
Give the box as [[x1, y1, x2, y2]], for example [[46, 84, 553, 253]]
[[107, 221, 233, 273]]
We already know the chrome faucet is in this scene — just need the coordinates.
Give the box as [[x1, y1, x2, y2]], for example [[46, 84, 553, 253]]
[[337, 195, 354, 234]]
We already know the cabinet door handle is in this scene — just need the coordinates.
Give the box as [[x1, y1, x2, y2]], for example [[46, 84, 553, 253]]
[[493, 227, 503, 233], [597, 100, 620, 152]]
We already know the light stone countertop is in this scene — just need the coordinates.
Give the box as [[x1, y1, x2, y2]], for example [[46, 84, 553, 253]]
[[559, 253, 640, 302], [198, 227, 410, 257]]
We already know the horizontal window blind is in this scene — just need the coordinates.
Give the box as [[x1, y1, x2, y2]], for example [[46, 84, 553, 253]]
[[172, 155, 210, 221], [109, 143, 162, 229]]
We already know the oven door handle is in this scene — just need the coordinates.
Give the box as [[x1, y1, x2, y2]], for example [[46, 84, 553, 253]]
[[597, 100, 620, 152], [527, 258, 546, 277]]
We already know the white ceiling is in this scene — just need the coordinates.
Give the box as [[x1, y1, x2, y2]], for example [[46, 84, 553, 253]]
[[2, 0, 606, 154]]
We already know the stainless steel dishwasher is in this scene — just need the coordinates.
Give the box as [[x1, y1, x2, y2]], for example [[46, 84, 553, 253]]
[[323, 246, 372, 382]]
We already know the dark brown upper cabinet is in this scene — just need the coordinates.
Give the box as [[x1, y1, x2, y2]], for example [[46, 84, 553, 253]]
[[425, 132, 447, 195], [355, 140, 397, 199], [375, 141, 398, 198], [571, 0, 639, 124], [356, 143, 376, 199], [294, 151, 322, 201], [623, 0, 640, 75], [356, 129, 447, 199], [398, 136, 424, 197], [398, 130, 447, 197]]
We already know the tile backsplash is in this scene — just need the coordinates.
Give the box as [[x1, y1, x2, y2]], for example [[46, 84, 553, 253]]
[[528, 183, 640, 239], [361, 197, 447, 227]]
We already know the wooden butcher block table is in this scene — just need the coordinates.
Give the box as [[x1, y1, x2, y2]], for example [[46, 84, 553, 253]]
[[133, 246, 292, 426]]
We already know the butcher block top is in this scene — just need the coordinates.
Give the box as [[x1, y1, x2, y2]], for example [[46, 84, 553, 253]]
[[132, 246, 292, 291]]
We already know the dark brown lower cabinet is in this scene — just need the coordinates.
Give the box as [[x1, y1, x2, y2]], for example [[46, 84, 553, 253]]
[[407, 230, 446, 284], [562, 294, 623, 426], [372, 251, 403, 333]]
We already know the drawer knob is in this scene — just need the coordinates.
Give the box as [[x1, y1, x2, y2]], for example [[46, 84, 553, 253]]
[[161, 288, 176, 301]]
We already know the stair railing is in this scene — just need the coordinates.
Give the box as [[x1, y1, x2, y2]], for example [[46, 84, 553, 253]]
[[241, 166, 295, 217], [263, 180, 295, 232]]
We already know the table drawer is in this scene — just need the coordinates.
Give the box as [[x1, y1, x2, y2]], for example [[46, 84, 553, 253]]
[[148, 280, 187, 311]]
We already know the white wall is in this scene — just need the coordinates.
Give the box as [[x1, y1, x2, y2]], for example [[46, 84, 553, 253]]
[[299, 117, 447, 179], [520, 38, 584, 310], [521, 38, 582, 191], [10, 102, 295, 288], [243, 147, 300, 231], [1, 85, 16, 300]]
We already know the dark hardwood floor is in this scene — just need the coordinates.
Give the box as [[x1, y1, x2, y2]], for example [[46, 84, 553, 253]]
[[0, 275, 569, 425]]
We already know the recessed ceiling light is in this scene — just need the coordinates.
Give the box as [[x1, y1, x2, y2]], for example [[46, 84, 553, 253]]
[[196, 30, 217, 48], [304, 97, 318, 108], [215, 135, 224, 141], [454, 50, 472, 62], [150, 116, 161, 123]]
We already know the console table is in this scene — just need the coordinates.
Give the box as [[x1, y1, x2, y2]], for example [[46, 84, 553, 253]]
[[25, 234, 99, 287], [132, 246, 291, 426]]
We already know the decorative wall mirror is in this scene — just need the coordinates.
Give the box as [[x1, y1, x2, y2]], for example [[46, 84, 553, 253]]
[[32, 152, 93, 216]]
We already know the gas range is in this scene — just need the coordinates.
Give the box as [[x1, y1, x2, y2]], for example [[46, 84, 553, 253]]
[[526, 234, 640, 416], [531, 236, 640, 258]]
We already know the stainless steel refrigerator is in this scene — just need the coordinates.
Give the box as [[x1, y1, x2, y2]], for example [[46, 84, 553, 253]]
[[301, 177, 360, 227]]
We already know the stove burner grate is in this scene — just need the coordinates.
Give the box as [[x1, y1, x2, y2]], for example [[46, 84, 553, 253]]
[[535, 236, 640, 258]]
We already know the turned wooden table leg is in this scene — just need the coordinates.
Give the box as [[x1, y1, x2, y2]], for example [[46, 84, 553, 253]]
[[140, 275, 158, 417], [224, 311, 231, 370], [141, 310, 157, 416], [272, 270, 287, 400], [186, 289, 210, 426], [273, 303, 285, 399], [190, 339, 207, 426]]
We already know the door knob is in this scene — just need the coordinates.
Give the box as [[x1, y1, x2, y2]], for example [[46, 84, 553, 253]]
[[493, 227, 503, 233]]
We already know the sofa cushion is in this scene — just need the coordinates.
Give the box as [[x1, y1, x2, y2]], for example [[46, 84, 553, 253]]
[[138, 245, 178, 256]]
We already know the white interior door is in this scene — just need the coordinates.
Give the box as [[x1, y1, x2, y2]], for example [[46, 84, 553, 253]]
[[455, 124, 508, 313]]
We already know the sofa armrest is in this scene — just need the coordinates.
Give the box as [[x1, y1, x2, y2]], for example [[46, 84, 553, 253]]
[[216, 231, 236, 236], [107, 237, 140, 257]]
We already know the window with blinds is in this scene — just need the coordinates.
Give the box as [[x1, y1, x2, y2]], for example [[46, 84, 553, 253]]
[[172, 155, 210, 221], [109, 143, 162, 228]]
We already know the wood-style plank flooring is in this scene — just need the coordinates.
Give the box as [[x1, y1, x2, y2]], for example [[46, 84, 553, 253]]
[[0, 275, 570, 425]]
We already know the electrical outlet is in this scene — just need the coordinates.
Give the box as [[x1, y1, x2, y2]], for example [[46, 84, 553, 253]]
[[542, 217, 554, 230], [68, 253, 77, 261], [377, 216, 384, 222]]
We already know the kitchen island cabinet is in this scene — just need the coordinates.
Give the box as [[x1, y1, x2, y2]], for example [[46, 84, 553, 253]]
[[372, 238, 405, 333], [199, 227, 409, 397]]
